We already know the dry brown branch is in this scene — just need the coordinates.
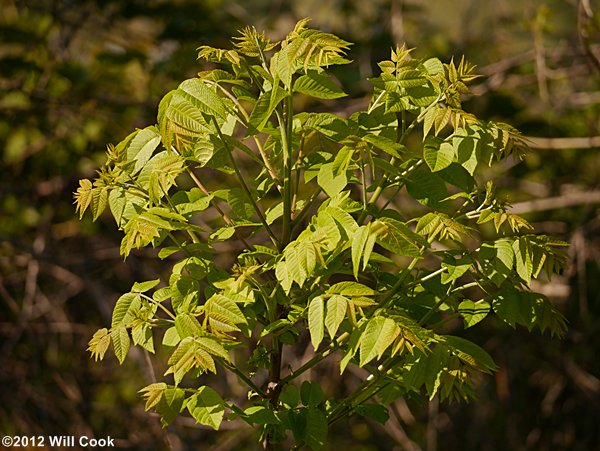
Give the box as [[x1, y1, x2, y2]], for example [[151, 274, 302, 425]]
[[510, 191, 600, 214], [525, 135, 600, 149]]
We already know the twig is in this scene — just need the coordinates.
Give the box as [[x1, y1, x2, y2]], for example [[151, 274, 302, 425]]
[[525, 135, 600, 149], [510, 191, 600, 213]]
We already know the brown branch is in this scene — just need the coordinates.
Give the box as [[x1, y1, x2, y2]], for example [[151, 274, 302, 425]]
[[525, 135, 600, 149], [510, 191, 600, 214]]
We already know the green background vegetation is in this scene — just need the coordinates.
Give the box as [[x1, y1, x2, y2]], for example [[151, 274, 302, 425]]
[[1, 0, 599, 449]]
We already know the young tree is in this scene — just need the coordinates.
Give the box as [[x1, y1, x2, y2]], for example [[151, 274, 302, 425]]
[[77, 19, 567, 449]]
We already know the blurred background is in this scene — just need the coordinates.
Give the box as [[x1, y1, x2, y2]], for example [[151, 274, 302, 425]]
[[1, 0, 599, 449]]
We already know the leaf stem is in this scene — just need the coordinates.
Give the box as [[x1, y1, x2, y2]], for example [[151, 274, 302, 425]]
[[379, 256, 421, 309], [291, 187, 322, 232], [276, 95, 294, 247], [328, 355, 400, 425], [169, 145, 256, 251], [418, 294, 451, 325], [209, 117, 281, 248], [140, 294, 176, 321], [281, 332, 349, 384], [206, 80, 281, 185], [217, 357, 268, 399]]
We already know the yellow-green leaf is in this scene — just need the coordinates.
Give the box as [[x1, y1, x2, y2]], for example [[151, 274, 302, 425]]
[[308, 296, 325, 350], [186, 386, 226, 430], [87, 328, 110, 362], [325, 294, 348, 339]]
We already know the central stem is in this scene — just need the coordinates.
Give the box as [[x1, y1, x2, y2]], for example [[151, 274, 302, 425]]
[[279, 94, 294, 247], [263, 90, 293, 451]]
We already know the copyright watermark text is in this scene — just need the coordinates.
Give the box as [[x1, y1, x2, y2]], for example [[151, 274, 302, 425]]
[[2, 435, 115, 448]]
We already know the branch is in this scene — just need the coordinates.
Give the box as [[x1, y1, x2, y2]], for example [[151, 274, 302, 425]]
[[510, 191, 600, 213], [525, 135, 600, 149], [217, 358, 268, 399], [281, 333, 349, 384]]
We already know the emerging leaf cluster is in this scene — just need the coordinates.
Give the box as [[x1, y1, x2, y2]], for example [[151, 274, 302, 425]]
[[77, 20, 568, 448]]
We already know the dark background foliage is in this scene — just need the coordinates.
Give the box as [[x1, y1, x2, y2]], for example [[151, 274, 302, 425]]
[[1, 0, 599, 449]]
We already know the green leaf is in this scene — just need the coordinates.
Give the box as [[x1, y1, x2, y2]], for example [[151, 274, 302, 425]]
[[275, 239, 319, 292], [405, 168, 448, 208], [210, 226, 236, 242], [110, 325, 130, 364], [170, 274, 200, 313], [132, 279, 161, 293], [495, 239, 515, 270], [244, 406, 279, 425], [444, 335, 497, 373], [416, 212, 469, 241], [493, 290, 566, 336], [304, 408, 328, 450], [325, 294, 347, 339], [294, 71, 347, 99], [303, 112, 352, 139], [111, 293, 141, 328], [156, 387, 185, 426], [186, 386, 226, 430], [317, 161, 347, 197], [424, 139, 454, 172], [453, 126, 480, 175], [322, 205, 358, 235], [351, 224, 372, 278], [423, 57, 444, 76], [265, 201, 283, 225], [361, 133, 405, 158], [177, 78, 227, 120], [87, 328, 110, 362], [513, 237, 533, 284], [91, 186, 108, 221], [308, 296, 325, 350], [247, 86, 287, 134], [280, 384, 301, 408], [204, 292, 247, 335], [301, 381, 324, 407], [139, 382, 167, 411], [360, 316, 400, 366], [340, 328, 362, 374], [328, 281, 376, 297], [175, 312, 203, 338], [120, 210, 181, 257], [167, 337, 217, 384], [317, 145, 354, 197], [132, 322, 155, 353], [125, 126, 162, 175], [162, 326, 181, 347], [441, 256, 471, 284], [438, 163, 474, 191], [458, 300, 490, 328], [195, 336, 230, 361], [396, 68, 426, 88], [172, 188, 213, 216], [422, 106, 437, 140], [74, 179, 93, 219], [423, 345, 450, 398], [108, 187, 144, 229], [373, 217, 425, 257], [355, 404, 390, 424]]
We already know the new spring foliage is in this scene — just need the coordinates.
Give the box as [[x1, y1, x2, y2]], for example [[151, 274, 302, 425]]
[[77, 19, 568, 448]]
